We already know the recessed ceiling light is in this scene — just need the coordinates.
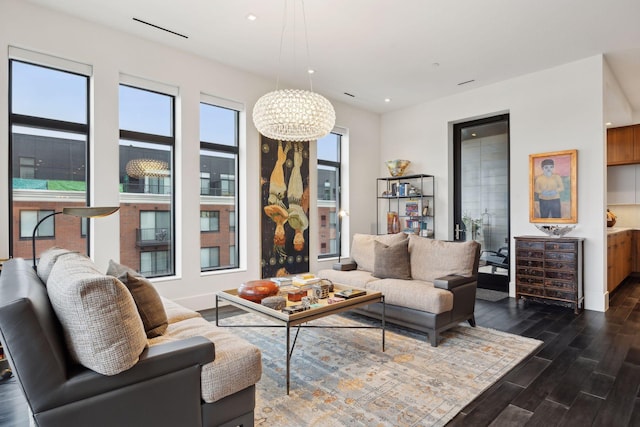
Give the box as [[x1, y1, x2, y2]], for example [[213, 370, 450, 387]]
[[605, 122, 612, 126], [307, 69, 315, 74], [384, 98, 391, 103], [246, 13, 257, 21]]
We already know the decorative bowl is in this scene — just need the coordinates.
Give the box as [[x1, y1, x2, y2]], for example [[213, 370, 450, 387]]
[[386, 159, 411, 177], [534, 224, 576, 238], [238, 280, 279, 303]]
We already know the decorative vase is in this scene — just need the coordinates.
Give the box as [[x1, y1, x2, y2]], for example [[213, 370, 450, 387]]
[[238, 280, 279, 303], [386, 160, 411, 177]]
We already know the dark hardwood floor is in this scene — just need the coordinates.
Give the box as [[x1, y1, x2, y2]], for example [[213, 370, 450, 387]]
[[1, 281, 639, 426]]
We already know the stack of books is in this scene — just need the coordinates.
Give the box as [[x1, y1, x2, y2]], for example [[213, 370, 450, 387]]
[[292, 274, 321, 289]]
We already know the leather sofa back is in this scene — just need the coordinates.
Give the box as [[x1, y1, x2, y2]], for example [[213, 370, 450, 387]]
[[0, 258, 69, 413]]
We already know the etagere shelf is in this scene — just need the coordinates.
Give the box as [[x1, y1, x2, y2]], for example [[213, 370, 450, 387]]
[[376, 174, 435, 237]]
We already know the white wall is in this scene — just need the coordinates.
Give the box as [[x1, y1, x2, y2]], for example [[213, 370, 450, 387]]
[[381, 56, 608, 311], [0, 0, 380, 309]]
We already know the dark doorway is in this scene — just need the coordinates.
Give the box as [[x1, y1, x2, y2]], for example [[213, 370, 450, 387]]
[[453, 114, 510, 291]]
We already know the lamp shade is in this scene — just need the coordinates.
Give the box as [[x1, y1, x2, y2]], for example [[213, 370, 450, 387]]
[[253, 89, 336, 142]]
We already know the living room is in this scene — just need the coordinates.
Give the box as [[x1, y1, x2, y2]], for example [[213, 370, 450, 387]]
[[1, 0, 640, 425]]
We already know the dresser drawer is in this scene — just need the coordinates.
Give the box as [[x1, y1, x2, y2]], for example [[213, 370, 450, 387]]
[[544, 260, 576, 270], [518, 285, 544, 297], [517, 276, 544, 286], [516, 249, 544, 259], [545, 241, 577, 251], [545, 289, 574, 300], [516, 259, 544, 268], [516, 241, 545, 250], [516, 267, 544, 277], [545, 251, 576, 262], [545, 270, 576, 281], [544, 278, 576, 291]]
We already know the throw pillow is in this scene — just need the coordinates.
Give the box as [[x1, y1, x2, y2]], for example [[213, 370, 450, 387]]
[[107, 260, 169, 338], [351, 233, 408, 272], [373, 237, 412, 280], [408, 235, 479, 282], [47, 253, 147, 376], [36, 247, 77, 284]]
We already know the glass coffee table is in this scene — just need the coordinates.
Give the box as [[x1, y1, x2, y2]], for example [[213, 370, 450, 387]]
[[216, 283, 385, 394]]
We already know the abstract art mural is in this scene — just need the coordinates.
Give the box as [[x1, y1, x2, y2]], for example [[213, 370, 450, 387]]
[[261, 136, 310, 278]]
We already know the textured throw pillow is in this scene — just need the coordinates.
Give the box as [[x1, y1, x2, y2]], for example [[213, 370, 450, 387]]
[[351, 233, 408, 272], [107, 260, 168, 338], [47, 253, 147, 376], [37, 247, 76, 284], [408, 235, 479, 282], [373, 237, 412, 279]]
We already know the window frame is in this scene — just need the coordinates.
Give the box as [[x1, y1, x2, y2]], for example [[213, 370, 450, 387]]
[[317, 132, 342, 260], [119, 83, 176, 278], [199, 100, 241, 272], [8, 58, 91, 258]]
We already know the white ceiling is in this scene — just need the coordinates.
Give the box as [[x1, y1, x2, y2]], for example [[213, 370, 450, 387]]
[[26, 0, 640, 115]]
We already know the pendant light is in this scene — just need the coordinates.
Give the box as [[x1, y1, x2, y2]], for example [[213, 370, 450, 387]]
[[252, 0, 335, 142]]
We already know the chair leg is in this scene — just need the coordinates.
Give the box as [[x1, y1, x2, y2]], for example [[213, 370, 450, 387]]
[[468, 316, 476, 327]]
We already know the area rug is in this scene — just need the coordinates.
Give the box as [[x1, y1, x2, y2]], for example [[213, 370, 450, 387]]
[[219, 312, 541, 427], [476, 288, 509, 302]]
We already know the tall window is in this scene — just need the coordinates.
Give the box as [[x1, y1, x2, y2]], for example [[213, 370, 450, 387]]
[[317, 132, 342, 258], [200, 99, 240, 271], [119, 83, 175, 277], [9, 58, 90, 261]]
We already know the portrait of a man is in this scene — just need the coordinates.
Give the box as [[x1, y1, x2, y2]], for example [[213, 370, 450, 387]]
[[530, 150, 577, 223]]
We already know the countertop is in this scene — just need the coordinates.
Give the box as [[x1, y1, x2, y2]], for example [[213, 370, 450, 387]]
[[607, 227, 634, 235]]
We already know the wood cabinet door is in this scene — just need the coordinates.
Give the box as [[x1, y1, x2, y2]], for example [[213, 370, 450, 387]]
[[608, 126, 635, 165]]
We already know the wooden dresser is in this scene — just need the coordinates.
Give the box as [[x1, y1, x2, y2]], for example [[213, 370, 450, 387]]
[[515, 236, 584, 314]]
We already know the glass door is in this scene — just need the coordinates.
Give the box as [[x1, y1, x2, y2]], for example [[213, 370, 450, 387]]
[[453, 115, 510, 291]]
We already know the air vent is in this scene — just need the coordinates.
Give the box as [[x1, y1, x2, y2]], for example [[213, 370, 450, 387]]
[[457, 79, 475, 86], [133, 18, 188, 39], [343, 92, 355, 97]]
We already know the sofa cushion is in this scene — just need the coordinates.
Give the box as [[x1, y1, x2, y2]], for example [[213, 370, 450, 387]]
[[47, 253, 147, 375], [373, 238, 411, 279], [107, 260, 168, 338], [317, 268, 378, 288], [365, 278, 454, 314], [162, 297, 202, 324], [37, 247, 76, 284], [149, 316, 262, 403], [350, 233, 407, 272], [409, 235, 479, 282]]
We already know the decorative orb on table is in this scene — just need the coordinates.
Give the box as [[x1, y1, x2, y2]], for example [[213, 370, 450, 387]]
[[238, 280, 279, 303], [534, 224, 576, 238], [386, 159, 411, 177]]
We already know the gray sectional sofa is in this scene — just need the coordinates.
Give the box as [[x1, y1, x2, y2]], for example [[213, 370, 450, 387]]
[[318, 233, 481, 346], [0, 252, 261, 427]]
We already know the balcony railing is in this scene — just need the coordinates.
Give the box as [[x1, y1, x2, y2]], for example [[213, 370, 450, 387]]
[[136, 227, 171, 247]]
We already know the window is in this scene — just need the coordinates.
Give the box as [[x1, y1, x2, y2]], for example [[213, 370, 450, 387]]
[[317, 132, 342, 258], [200, 211, 219, 232], [140, 251, 171, 276], [20, 210, 54, 238], [229, 211, 235, 232], [119, 83, 175, 277], [19, 157, 35, 179], [200, 99, 240, 271], [139, 211, 171, 242], [201, 247, 220, 270], [9, 58, 90, 260]]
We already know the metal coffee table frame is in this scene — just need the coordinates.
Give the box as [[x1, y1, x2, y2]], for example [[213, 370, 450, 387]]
[[216, 284, 385, 395]]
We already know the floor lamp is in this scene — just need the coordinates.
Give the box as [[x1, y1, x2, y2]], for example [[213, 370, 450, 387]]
[[32, 206, 120, 270]]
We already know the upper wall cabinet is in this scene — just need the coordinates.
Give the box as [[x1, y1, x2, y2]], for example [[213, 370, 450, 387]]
[[607, 124, 640, 166]]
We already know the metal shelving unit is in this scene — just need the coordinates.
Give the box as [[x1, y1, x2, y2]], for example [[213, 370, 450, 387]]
[[376, 174, 435, 237]]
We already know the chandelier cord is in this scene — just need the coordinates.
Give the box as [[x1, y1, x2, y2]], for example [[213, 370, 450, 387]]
[[276, 0, 289, 91], [301, 0, 314, 92]]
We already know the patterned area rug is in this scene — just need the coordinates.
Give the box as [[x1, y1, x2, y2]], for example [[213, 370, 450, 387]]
[[219, 312, 541, 427]]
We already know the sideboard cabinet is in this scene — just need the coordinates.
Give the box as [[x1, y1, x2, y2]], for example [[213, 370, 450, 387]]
[[515, 236, 584, 314]]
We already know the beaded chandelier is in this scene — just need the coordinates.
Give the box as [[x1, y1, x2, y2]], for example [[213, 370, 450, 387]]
[[125, 159, 169, 178], [252, 0, 335, 142]]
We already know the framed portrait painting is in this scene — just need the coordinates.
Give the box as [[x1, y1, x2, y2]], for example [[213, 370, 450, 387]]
[[529, 149, 577, 223]]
